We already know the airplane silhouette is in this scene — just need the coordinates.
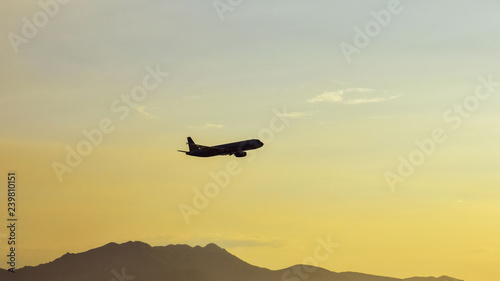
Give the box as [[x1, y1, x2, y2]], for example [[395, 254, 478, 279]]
[[178, 137, 263, 157]]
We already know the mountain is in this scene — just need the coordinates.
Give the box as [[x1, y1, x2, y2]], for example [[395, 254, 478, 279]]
[[0, 241, 463, 281]]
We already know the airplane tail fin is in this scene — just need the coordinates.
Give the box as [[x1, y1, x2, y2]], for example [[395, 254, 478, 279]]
[[187, 137, 197, 152]]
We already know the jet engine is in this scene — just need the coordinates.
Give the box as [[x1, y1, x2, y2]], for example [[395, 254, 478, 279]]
[[234, 151, 247, 157]]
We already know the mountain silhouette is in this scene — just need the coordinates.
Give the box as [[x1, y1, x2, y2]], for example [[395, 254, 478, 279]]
[[0, 241, 463, 281]]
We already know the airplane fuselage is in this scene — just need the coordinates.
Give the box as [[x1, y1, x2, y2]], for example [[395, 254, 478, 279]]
[[179, 138, 263, 158]]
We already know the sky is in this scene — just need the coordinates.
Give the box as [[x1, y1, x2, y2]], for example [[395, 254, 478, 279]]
[[1, 0, 500, 280]]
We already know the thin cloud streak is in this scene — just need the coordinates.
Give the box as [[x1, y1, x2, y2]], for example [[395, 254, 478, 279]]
[[277, 111, 316, 119], [136, 106, 159, 119], [308, 91, 344, 103], [344, 95, 401, 105], [187, 123, 224, 130], [308, 88, 401, 105]]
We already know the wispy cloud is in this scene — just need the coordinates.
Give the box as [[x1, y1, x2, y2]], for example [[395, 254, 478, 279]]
[[187, 123, 224, 130], [308, 88, 401, 105], [136, 106, 159, 119], [308, 91, 344, 103], [344, 95, 401, 105], [344, 87, 376, 94], [276, 111, 316, 119], [204, 123, 223, 129]]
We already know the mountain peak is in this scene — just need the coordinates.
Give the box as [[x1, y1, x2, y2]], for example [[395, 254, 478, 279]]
[[83, 240, 152, 256], [436, 276, 463, 281], [404, 275, 464, 281], [121, 240, 152, 248], [204, 243, 223, 250]]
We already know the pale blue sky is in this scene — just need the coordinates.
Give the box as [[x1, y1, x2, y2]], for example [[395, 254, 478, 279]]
[[1, 1, 500, 280]]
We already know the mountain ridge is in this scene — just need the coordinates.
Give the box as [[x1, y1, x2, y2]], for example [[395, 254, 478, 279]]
[[0, 241, 463, 281]]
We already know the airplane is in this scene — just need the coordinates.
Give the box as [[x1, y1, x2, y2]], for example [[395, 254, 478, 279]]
[[178, 137, 263, 157]]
